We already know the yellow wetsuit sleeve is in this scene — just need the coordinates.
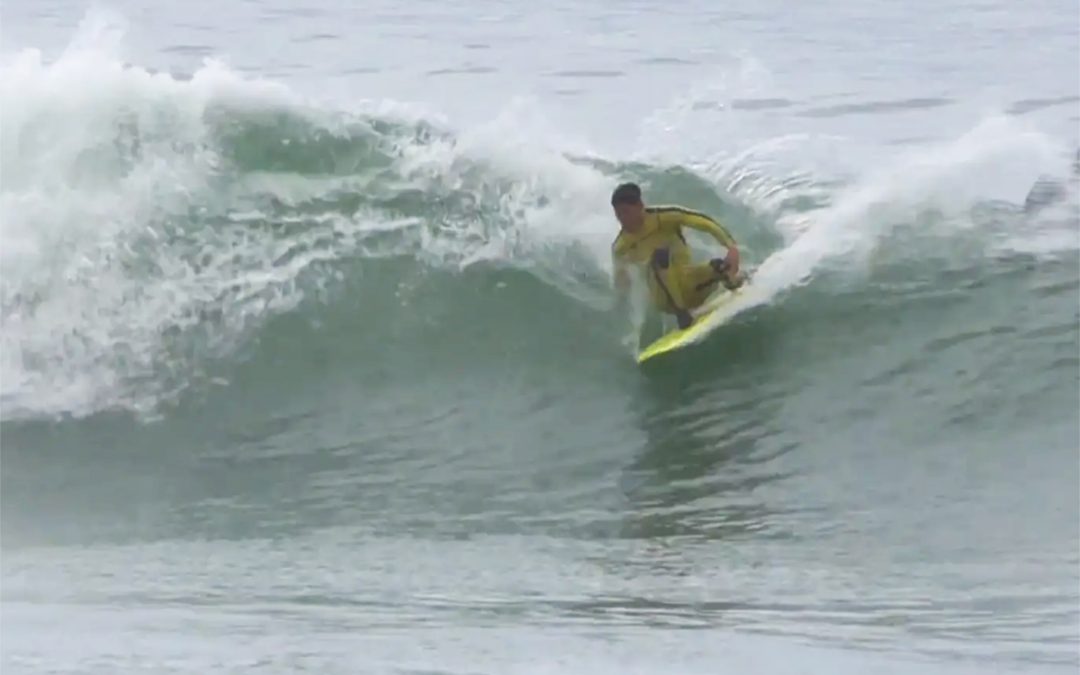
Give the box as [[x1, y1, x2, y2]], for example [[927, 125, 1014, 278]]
[[611, 240, 630, 290], [659, 207, 737, 248]]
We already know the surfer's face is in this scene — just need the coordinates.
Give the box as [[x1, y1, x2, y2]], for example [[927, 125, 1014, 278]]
[[614, 201, 645, 231]]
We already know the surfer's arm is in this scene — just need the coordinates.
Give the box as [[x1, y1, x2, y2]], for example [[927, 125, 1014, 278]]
[[610, 235, 631, 291], [672, 209, 737, 247], [612, 253, 631, 293], [661, 208, 740, 273], [610, 244, 635, 317]]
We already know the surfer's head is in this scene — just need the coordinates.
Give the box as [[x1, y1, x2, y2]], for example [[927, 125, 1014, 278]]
[[611, 182, 645, 231]]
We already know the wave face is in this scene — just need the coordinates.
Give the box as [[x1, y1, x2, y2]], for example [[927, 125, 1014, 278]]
[[3, 40, 1075, 421], [0, 41, 622, 419]]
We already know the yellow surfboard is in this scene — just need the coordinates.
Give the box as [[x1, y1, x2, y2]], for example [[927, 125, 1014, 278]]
[[636, 286, 745, 364]]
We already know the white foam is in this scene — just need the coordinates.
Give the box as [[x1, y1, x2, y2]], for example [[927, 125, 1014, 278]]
[[0, 19, 625, 420], [0, 16, 322, 420], [389, 94, 623, 295], [690, 115, 1073, 338]]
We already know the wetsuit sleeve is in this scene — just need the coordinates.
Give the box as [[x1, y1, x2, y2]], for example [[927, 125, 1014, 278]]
[[660, 208, 737, 248], [611, 238, 630, 290]]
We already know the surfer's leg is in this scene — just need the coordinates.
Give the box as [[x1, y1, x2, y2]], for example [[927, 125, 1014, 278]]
[[678, 262, 731, 309], [670, 259, 745, 311], [648, 248, 694, 329]]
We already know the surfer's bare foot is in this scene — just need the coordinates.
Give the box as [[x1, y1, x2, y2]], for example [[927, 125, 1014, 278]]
[[676, 309, 693, 329]]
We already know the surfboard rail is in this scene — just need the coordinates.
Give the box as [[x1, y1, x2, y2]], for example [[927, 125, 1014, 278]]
[[635, 287, 744, 364]]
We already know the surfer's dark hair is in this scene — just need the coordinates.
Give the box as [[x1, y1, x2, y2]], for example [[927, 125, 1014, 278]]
[[611, 182, 642, 205]]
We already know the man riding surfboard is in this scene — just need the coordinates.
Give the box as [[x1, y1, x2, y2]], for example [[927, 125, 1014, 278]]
[[610, 182, 744, 330]]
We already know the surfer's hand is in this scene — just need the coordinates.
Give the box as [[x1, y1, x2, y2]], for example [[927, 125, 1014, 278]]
[[724, 248, 740, 277], [721, 249, 742, 289]]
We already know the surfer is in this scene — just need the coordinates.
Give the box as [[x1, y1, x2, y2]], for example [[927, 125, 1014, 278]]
[[610, 182, 744, 329]]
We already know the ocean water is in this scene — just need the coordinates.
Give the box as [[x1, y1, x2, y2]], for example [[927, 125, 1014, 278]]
[[1, 1, 1078, 673]]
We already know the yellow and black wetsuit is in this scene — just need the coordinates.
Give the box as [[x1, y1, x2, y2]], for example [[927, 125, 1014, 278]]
[[611, 205, 737, 314]]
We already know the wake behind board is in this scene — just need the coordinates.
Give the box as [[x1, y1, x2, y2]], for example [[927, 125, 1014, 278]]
[[636, 286, 745, 364]]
